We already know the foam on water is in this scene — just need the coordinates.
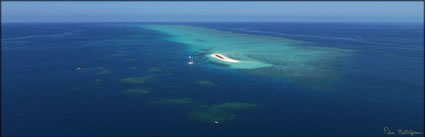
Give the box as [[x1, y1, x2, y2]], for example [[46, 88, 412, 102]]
[[140, 25, 354, 89]]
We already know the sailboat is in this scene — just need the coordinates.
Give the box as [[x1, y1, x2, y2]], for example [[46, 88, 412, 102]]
[[188, 56, 194, 64]]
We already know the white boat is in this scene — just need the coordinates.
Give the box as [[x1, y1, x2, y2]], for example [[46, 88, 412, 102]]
[[188, 56, 194, 64]]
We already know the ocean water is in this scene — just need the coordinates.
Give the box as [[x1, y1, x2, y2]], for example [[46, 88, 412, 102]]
[[2, 22, 424, 136]]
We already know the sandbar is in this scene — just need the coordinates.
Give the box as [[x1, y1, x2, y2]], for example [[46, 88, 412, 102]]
[[210, 53, 240, 63]]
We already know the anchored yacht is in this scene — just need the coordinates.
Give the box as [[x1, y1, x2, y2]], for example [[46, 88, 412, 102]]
[[188, 56, 194, 64]]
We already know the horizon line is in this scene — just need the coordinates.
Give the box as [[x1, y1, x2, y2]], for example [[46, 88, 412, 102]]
[[2, 21, 424, 23]]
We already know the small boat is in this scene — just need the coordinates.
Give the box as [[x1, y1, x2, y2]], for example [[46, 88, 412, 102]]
[[188, 56, 194, 64]]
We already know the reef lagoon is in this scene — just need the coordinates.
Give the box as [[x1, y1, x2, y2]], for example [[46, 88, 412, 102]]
[[2, 22, 424, 136]]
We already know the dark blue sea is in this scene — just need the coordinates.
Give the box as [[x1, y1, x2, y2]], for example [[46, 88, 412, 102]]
[[2, 22, 424, 136]]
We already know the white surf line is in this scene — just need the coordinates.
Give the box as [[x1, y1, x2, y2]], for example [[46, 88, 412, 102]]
[[210, 53, 240, 63]]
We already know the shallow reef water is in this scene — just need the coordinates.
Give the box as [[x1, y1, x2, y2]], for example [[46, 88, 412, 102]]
[[140, 25, 355, 89]]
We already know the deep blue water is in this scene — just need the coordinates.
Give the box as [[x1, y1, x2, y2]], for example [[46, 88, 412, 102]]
[[2, 22, 424, 136]]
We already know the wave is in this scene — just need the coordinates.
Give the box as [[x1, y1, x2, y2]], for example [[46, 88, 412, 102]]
[[228, 28, 423, 50], [228, 28, 363, 41], [367, 45, 424, 51], [3, 35, 37, 40], [3, 31, 77, 41]]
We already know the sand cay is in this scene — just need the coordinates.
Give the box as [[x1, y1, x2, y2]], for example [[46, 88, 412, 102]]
[[210, 53, 240, 63]]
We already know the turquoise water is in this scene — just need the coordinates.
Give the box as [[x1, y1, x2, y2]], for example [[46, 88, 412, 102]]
[[2, 22, 424, 136], [141, 25, 355, 89]]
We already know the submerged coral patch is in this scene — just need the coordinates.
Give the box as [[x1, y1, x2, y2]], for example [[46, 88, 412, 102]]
[[111, 50, 127, 57], [125, 58, 136, 62], [196, 80, 217, 87], [123, 88, 152, 95], [148, 67, 161, 72], [96, 67, 110, 75], [149, 98, 194, 105], [94, 78, 102, 83], [120, 75, 156, 84], [147, 97, 260, 124], [188, 103, 260, 124]]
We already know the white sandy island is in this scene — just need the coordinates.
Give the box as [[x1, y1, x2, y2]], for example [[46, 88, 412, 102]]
[[210, 53, 240, 63]]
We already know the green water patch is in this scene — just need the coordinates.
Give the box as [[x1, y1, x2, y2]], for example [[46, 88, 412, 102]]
[[196, 80, 218, 87], [95, 67, 110, 75], [123, 88, 152, 95], [188, 103, 260, 124], [120, 75, 156, 84], [140, 25, 354, 90]]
